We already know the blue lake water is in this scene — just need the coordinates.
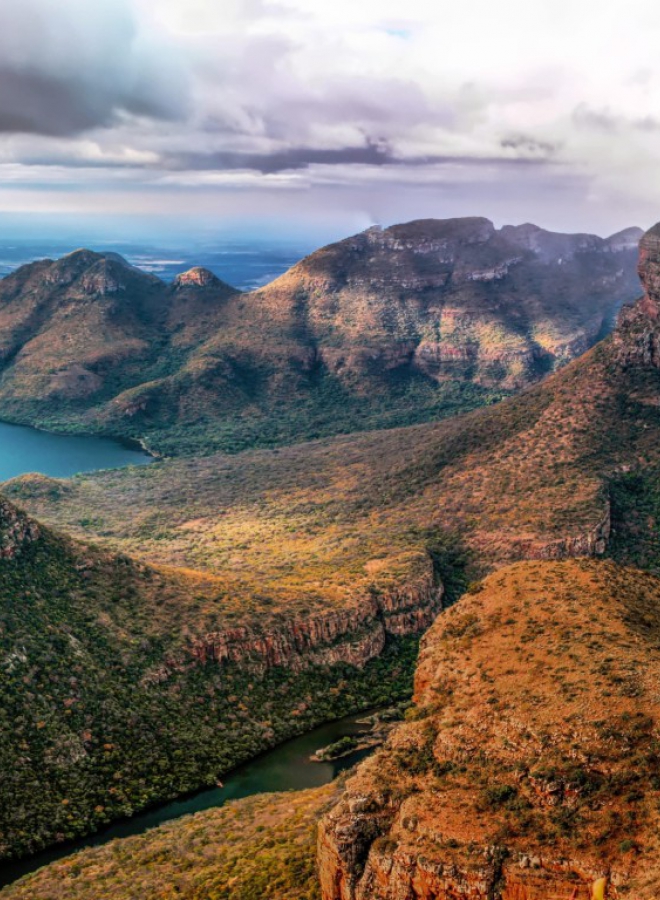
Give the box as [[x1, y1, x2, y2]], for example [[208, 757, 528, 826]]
[[0, 421, 151, 481]]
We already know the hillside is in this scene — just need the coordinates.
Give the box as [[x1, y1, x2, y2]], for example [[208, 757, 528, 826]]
[[1, 783, 341, 900], [319, 559, 660, 899], [0, 219, 643, 455], [0, 493, 430, 862], [8, 561, 660, 900]]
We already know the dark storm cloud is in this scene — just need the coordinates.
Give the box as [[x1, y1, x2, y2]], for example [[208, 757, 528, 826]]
[[0, 0, 188, 136], [163, 142, 558, 175], [165, 141, 395, 173], [500, 134, 560, 157]]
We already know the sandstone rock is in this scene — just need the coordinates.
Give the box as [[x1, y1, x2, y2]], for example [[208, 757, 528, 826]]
[[318, 560, 658, 899]]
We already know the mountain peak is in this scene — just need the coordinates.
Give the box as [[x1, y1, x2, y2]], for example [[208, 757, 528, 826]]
[[173, 266, 222, 289], [606, 225, 645, 251]]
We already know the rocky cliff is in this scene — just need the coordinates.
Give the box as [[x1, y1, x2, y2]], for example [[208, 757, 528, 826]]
[[250, 217, 642, 391], [614, 222, 660, 368], [186, 567, 443, 677], [318, 560, 660, 900]]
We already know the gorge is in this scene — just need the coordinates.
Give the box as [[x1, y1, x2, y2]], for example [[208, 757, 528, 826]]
[[2, 217, 660, 898]]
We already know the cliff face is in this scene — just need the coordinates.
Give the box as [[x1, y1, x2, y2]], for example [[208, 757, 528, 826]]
[[318, 560, 660, 900], [614, 223, 660, 368], [187, 569, 444, 677], [251, 217, 642, 391]]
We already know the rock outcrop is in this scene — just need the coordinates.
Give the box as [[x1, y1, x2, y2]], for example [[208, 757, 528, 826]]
[[318, 560, 660, 900], [0, 498, 39, 559], [614, 222, 660, 368], [173, 266, 222, 289], [187, 570, 444, 677]]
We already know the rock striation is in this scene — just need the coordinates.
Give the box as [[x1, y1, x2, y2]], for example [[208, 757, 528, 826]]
[[187, 570, 444, 677], [614, 222, 660, 368]]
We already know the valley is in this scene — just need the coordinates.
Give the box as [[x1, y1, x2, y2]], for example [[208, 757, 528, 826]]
[[2, 217, 660, 898]]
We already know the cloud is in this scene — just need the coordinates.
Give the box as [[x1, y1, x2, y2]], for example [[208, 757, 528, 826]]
[[0, 0, 188, 136], [1, 0, 660, 234]]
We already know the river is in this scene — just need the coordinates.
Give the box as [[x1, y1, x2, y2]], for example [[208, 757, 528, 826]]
[[0, 710, 377, 889]]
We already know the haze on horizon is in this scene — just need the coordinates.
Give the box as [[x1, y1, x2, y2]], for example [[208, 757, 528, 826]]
[[0, 0, 659, 243]]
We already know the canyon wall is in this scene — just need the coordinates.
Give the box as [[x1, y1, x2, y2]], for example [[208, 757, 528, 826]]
[[146, 562, 445, 683]]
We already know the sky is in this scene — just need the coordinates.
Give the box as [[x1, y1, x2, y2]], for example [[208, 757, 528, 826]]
[[0, 0, 659, 242]]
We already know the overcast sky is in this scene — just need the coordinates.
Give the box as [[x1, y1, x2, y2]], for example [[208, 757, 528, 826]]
[[0, 0, 659, 240]]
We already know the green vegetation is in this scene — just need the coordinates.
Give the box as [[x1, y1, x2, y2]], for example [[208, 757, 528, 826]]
[[608, 471, 660, 573], [2, 783, 340, 900], [313, 735, 359, 761], [4, 373, 505, 458], [0, 516, 420, 861]]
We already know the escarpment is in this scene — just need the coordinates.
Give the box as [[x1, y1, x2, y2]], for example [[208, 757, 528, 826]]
[[187, 569, 444, 676], [319, 560, 660, 900]]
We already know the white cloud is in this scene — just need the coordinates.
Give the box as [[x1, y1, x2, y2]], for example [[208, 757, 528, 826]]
[[1, 0, 660, 232]]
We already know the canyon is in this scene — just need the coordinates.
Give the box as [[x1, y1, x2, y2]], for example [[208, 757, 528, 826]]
[[2, 218, 660, 893]]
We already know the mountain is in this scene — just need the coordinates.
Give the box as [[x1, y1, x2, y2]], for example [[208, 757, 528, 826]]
[[0, 219, 643, 455]]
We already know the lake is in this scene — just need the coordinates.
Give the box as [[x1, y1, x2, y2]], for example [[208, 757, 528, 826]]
[[0, 421, 151, 481], [0, 709, 377, 888]]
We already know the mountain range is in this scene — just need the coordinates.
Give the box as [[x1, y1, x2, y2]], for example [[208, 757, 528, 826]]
[[3, 218, 660, 897], [0, 218, 643, 455]]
